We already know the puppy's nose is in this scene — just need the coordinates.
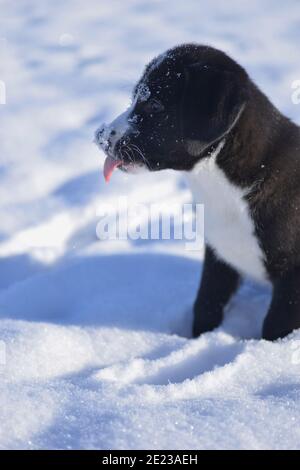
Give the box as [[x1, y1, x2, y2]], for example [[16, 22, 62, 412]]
[[95, 126, 105, 143], [106, 129, 117, 146], [94, 124, 119, 152]]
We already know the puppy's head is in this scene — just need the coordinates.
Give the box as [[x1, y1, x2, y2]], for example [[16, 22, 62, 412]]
[[95, 44, 249, 181]]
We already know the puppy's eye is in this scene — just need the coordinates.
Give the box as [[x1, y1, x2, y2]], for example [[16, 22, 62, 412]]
[[144, 98, 164, 114]]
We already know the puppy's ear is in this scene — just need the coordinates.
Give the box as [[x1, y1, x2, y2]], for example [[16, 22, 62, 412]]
[[181, 63, 247, 152]]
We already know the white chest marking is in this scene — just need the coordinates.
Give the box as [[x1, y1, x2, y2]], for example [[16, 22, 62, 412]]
[[185, 141, 267, 282]]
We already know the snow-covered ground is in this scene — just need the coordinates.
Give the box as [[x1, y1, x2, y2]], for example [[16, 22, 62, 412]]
[[1, 0, 300, 450]]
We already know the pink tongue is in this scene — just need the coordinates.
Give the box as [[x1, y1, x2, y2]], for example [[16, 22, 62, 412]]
[[103, 156, 121, 183]]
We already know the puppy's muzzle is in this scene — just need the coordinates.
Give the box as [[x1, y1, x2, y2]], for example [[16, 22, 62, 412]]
[[94, 124, 117, 153]]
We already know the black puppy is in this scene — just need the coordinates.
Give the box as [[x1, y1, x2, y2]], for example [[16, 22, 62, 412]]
[[95, 43, 300, 341]]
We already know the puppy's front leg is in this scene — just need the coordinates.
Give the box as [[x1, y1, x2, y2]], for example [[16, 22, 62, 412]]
[[263, 268, 300, 340], [193, 245, 241, 337]]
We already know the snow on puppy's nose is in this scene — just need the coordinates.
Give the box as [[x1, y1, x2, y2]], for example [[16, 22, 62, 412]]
[[94, 124, 111, 150]]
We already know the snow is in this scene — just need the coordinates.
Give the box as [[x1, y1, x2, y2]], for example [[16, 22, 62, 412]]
[[136, 83, 151, 102], [1, 0, 300, 450]]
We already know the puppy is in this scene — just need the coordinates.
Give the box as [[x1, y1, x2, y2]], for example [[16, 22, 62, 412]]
[[95, 43, 300, 341]]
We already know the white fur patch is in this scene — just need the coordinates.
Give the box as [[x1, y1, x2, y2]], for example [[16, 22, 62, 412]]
[[185, 141, 267, 282]]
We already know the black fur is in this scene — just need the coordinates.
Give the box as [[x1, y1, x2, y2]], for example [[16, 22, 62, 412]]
[[193, 245, 241, 337], [98, 44, 300, 340]]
